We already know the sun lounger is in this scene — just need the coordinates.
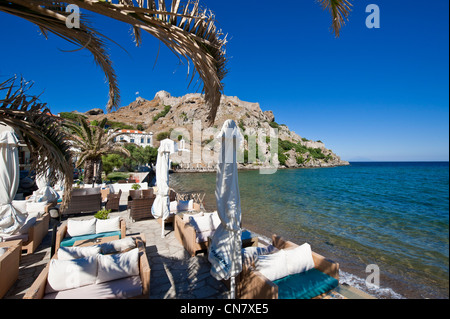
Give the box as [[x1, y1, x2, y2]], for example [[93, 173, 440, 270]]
[[23, 235, 150, 299], [238, 234, 339, 299], [0, 240, 22, 298]]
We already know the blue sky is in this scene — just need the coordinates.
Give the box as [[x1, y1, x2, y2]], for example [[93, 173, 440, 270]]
[[0, 0, 448, 161]]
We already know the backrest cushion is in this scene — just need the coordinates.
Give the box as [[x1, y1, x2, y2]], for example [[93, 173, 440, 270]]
[[46, 256, 98, 293], [284, 243, 315, 275], [57, 246, 101, 261], [96, 248, 140, 284], [96, 216, 121, 234], [67, 219, 97, 237]]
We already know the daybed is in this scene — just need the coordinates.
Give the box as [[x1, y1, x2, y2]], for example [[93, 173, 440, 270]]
[[54, 216, 127, 252], [62, 187, 102, 216], [174, 211, 221, 257], [1, 200, 53, 254], [23, 235, 150, 299], [0, 240, 22, 298], [238, 235, 339, 299]]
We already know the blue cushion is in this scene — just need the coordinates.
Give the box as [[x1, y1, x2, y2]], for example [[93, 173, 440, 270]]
[[60, 231, 122, 247], [273, 268, 339, 299]]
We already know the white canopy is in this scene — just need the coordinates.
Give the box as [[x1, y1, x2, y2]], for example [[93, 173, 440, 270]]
[[208, 120, 244, 298], [0, 130, 27, 235], [151, 139, 177, 238]]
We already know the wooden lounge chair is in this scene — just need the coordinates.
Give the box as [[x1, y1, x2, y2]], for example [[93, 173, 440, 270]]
[[23, 235, 150, 299], [238, 234, 339, 299], [0, 240, 22, 298], [105, 189, 122, 212], [62, 187, 102, 216]]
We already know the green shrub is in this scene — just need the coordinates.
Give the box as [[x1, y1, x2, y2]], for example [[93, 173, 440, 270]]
[[156, 131, 170, 141], [131, 183, 141, 190], [153, 105, 172, 122], [95, 208, 111, 220]]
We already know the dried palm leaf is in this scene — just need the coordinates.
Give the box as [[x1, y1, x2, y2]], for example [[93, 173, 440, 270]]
[[317, 0, 353, 38], [0, 76, 74, 211]]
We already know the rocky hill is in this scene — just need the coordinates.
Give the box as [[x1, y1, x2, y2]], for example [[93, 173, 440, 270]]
[[83, 91, 349, 169]]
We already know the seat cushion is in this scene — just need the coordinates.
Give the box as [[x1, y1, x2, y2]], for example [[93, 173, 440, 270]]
[[44, 276, 143, 299], [60, 231, 122, 247], [273, 268, 339, 299]]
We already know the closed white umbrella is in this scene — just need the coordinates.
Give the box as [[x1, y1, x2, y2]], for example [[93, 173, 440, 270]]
[[33, 167, 59, 203], [0, 129, 27, 235], [208, 120, 243, 299], [151, 139, 177, 238]]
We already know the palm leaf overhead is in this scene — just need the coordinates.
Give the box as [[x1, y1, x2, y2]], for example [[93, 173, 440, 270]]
[[318, 0, 353, 38], [0, 0, 228, 125], [0, 76, 74, 211]]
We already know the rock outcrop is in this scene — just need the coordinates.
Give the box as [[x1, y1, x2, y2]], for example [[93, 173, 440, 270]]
[[86, 91, 349, 169]]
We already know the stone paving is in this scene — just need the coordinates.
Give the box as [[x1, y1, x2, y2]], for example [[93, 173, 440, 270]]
[[4, 197, 229, 299]]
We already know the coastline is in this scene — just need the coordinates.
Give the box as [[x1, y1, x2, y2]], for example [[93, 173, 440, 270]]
[[170, 163, 449, 299]]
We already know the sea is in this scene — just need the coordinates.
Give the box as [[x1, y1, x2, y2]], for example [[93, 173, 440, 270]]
[[170, 162, 449, 299]]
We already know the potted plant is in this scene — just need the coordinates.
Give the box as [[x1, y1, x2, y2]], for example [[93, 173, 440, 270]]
[[94, 208, 111, 220], [131, 183, 141, 191]]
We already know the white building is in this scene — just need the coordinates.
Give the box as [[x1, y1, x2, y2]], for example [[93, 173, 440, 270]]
[[112, 129, 154, 147]]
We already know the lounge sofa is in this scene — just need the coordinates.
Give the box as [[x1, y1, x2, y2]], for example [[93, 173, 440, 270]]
[[174, 211, 220, 257], [23, 235, 150, 299], [54, 216, 127, 252], [62, 187, 102, 216], [1, 199, 53, 254], [238, 235, 339, 299], [0, 240, 22, 298]]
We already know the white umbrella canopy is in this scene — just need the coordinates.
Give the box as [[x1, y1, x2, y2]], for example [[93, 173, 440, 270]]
[[33, 167, 59, 203], [208, 119, 244, 298], [151, 139, 177, 238], [0, 129, 27, 235]]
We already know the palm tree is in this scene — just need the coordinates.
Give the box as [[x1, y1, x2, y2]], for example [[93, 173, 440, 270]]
[[0, 0, 352, 126], [66, 116, 131, 184], [0, 76, 74, 210]]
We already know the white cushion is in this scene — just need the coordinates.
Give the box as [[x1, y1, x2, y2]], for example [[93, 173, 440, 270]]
[[189, 214, 213, 233], [26, 201, 48, 214], [57, 246, 101, 261], [46, 256, 98, 293], [100, 237, 136, 255], [169, 201, 178, 213], [67, 219, 97, 237], [242, 245, 279, 266], [96, 248, 140, 284], [284, 243, 315, 275], [204, 212, 221, 230], [177, 199, 193, 212], [95, 216, 121, 234], [255, 249, 290, 281], [12, 200, 28, 215], [182, 212, 203, 223]]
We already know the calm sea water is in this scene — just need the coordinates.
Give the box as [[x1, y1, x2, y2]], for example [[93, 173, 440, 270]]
[[170, 162, 449, 299]]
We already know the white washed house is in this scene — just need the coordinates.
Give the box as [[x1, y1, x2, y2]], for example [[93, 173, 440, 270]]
[[111, 129, 154, 147]]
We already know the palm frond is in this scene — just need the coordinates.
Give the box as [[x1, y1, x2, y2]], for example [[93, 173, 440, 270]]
[[317, 0, 353, 37], [0, 76, 74, 211], [1, 0, 228, 125]]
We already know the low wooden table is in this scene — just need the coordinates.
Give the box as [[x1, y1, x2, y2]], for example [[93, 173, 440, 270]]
[[73, 235, 120, 247]]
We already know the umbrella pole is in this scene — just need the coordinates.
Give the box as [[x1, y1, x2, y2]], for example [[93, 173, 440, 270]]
[[161, 219, 165, 238]]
